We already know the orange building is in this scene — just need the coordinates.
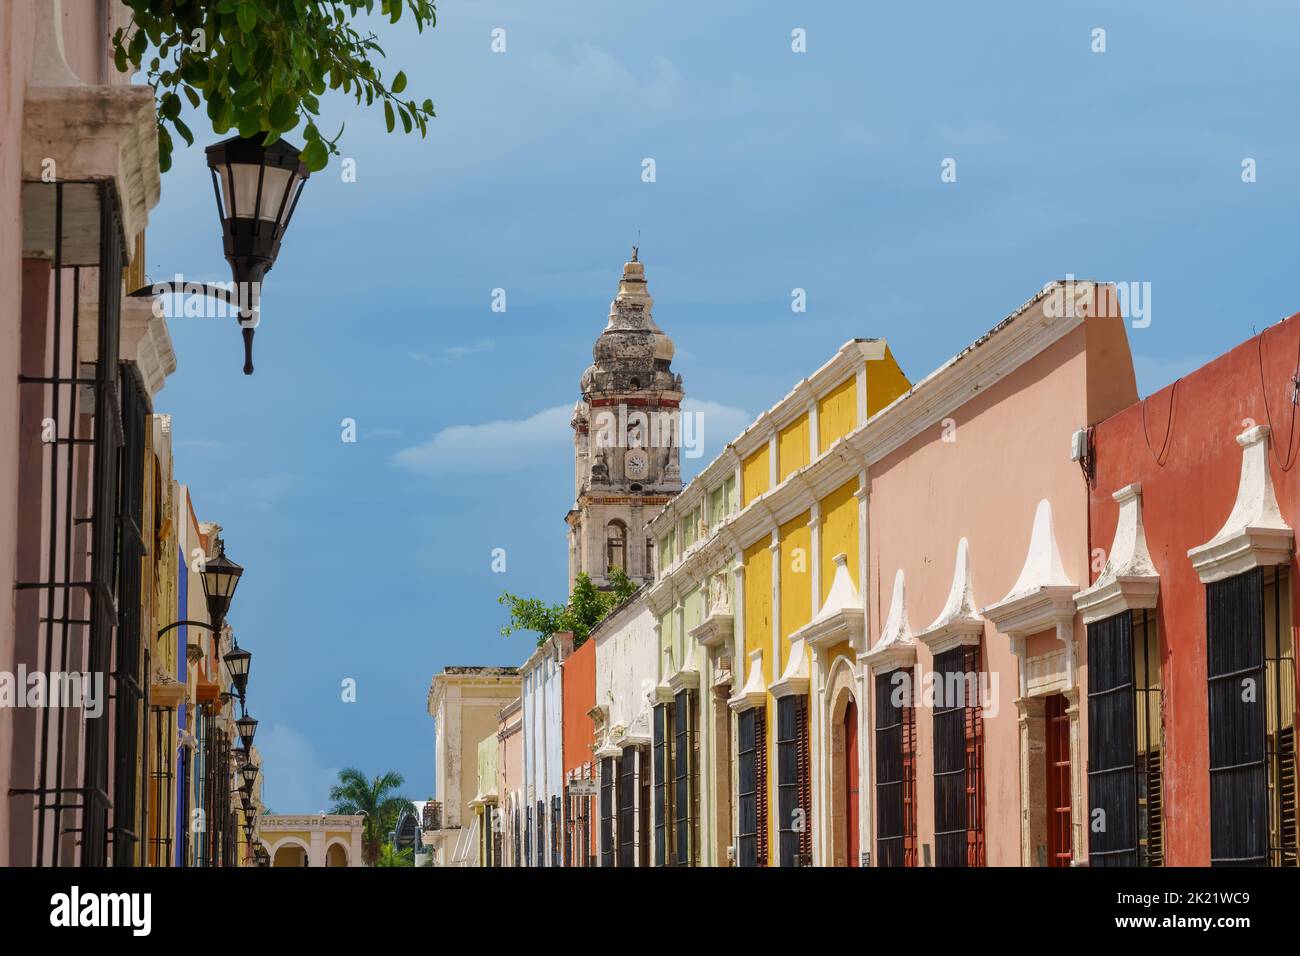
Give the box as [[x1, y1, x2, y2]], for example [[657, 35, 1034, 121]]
[[561, 635, 598, 866]]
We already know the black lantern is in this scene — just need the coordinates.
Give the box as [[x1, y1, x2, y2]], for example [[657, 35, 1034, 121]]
[[223, 644, 252, 702], [205, 133, 310, 375], [200, 544, 243, 629], [240, 762, 259, 791], [235, 714, 258, 752]]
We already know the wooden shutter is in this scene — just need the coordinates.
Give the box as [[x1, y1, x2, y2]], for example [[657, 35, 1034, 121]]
[[600, 757, 615, 867], [1208, 569, 1268, 866], [933, 648, 969, 867]]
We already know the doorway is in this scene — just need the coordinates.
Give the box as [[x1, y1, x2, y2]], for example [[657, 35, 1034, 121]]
[[845, 699, 859, 866]]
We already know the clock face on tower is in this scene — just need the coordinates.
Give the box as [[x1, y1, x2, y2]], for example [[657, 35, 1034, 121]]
[[624, 449, 649, 480]]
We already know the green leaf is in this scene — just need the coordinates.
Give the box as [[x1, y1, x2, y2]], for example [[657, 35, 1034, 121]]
[[237, 3, 257, 32], [184, 86, 201, 109], [391, 70, 407, 94], [231, 42, 249, 75], [174, 118, 195, 147], [114, 45, 128, 73], [399, 106, 411, 133], [301, 137, 328, 171], [268, 94, 294, 131], [384, 100, 395, 133]]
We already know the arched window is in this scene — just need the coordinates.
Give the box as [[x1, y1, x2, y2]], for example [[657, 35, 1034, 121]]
[[606, 521, 627, 574]]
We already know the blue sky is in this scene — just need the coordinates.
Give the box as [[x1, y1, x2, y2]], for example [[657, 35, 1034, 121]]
[[143, 1, 1300, 812]]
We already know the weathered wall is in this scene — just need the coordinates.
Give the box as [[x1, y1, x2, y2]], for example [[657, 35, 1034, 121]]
[[1089, 310, 1300, 866]]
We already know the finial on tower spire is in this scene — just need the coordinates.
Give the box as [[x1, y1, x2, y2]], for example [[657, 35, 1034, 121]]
[[630, 243, 638, 262]]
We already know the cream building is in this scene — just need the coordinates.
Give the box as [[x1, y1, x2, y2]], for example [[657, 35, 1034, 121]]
[[425, 666, 522, 866], [260, 814, 363, 867]]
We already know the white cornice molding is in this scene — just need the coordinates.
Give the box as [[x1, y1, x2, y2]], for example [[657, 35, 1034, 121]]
[[983, 499, 1078, 639], [860, 569, 917, 671], [1188, 425, 1294, 584], [791, 553, 864, 650], [915, 538, 985, 656], [1075, 483, 1160, 625], [650, 282, 1095, 609], [648, 338, 887, 536], [690, 612, 734, 650], [846, 283, 1089, 470], [770, 639, 810, 698], [729, 649, 767, 712], [667, 668, 701, 694]]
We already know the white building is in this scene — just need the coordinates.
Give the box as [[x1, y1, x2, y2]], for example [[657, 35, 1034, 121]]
[[519, 633, 571, 866], [591, 594, 658, 866]]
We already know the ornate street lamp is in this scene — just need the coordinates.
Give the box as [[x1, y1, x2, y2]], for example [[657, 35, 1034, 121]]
[[205, 133, 310, 374], [223, 643, 252, 703], [240, 762, 259, 793], [235, 714, 258, 752], [129, 134, 310, 375], [201, 544, 244, 630]]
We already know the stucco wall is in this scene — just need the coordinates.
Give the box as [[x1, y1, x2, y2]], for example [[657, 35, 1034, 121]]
[[1089, 310, 1300, 866], [594, 600, 657, 742], [562, 637, 596, 773], [866, 310, 1136, 865]]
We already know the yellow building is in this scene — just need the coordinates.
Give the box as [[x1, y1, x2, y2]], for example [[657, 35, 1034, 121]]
[[646, 339, 910, 866]]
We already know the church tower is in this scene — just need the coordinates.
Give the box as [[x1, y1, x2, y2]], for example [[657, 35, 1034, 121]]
[[567, 251, 683, 590]]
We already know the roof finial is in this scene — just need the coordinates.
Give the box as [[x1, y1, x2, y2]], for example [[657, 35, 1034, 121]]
[[631, 229, 640, 262]]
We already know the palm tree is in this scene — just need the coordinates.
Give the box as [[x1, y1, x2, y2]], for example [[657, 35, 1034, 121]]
[[328, 768, 415, 866], [375, 844, 414, 867]]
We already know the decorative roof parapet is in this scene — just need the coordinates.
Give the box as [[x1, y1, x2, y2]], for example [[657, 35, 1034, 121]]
[[1075, 484, 1160, 625], [982, 499, 1078, 638], [790, 553, 865, 649], [914, 538, 984, 655], [729, 649, 768, 711], [1188, 425, 1294, 584], [860, 569, 917, 671]]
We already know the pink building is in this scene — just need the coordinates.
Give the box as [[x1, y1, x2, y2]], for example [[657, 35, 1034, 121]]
[[858, 281, 1137, 866]]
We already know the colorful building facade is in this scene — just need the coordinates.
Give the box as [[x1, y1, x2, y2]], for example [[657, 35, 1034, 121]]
[[1083, 310, 1300, 866]]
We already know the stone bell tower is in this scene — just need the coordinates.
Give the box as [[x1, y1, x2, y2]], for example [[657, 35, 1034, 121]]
[[567, 250, 684, 591]]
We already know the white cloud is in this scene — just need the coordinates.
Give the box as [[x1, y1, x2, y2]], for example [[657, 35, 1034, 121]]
[[255, 722, 339, 815], [392, 398, 751, 479], [393, 405, 572, 477]]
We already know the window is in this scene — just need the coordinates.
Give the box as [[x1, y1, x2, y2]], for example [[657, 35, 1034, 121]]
[[653, 702, 674, 866], [600, 757, 615, 867], [709, 485, 725, 531], [1046, 693, 1072, 866], [638, 747, 651, 867], [513, 807, 521, 867], [1088, 610, 1162, 866], [875, 670, 917, 867], [482, 806, 496, 867], [646, 538, 654, 578], [1207, 566, 1296, 866], [607, 521, 627, 574], [618, 751, 636, 866], [738, 707, 768, 867], [777, 695, 812, 866], [525, 805, 532, 867], [536, 800, 546, 868], [551, 796, 562, 867], [674, 689, 698, 865], [933, 645, 986, 867]]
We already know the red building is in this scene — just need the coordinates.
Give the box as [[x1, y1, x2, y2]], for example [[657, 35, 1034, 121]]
[[561, 635, 598, 866], [1082, 312, 1300, 866]]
